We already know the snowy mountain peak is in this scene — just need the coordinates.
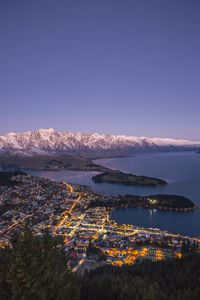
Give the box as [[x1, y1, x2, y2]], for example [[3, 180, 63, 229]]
[[37, 128, 55, 134], [0, 129, 200, 155]]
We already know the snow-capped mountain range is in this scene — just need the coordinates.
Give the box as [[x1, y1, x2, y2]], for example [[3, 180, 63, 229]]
[[0, 128, 200, 155]]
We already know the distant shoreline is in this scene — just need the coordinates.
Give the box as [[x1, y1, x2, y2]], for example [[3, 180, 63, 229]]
[[0, 152, 169, 188]]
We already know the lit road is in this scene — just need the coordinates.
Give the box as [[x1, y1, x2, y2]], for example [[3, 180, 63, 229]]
[[63, 181, 73, 193], [72, 253, 86, 273], [0, 196, 53, 236], [91, 210, 109, 241], [54, 182, 82, 234], [69, 213, 85, 238], [0, 181, 73, 237]]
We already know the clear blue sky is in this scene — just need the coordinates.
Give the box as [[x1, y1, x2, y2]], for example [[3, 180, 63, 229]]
[[0, 0, 200, 140]]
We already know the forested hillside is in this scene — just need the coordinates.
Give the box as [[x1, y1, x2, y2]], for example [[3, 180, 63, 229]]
[[0, 226, 199, 300], [0, 225, 79, 300], [81, 253, 200, 300]]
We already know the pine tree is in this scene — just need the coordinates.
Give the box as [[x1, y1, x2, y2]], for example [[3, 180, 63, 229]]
[[0, 224, 80, 300]]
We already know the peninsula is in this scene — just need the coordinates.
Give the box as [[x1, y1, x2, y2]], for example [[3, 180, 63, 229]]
[[0, 154, 167, 187], [90, 193, 196, 211], [92, 170, 167, 186]]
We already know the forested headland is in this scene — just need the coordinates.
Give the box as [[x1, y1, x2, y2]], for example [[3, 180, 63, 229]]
[[89, 193, 196, 210]]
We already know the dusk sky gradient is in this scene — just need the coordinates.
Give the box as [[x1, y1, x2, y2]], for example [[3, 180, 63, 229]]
[[0, 0, 200, 140]]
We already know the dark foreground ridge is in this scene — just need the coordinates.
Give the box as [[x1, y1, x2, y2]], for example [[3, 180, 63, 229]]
[[0, 225, 80, 300], [81, 252, 200, 300], [1, 225, 200, 300], [92, 170, 167, 186]]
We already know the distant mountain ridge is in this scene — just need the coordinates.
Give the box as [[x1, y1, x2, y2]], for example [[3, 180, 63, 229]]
[[0, 128, 200, 155]]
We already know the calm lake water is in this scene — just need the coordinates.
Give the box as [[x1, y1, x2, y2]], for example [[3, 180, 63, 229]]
[[28, 151, 200, 237]]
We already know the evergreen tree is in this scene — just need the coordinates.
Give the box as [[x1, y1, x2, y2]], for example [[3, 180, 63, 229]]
[[0, 225, 79, 300]]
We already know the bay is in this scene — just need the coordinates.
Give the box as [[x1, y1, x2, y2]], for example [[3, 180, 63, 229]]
[[28, 151, 200, 237]]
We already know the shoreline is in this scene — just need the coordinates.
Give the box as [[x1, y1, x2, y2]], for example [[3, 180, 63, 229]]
[[1, 152, 199, 237]]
